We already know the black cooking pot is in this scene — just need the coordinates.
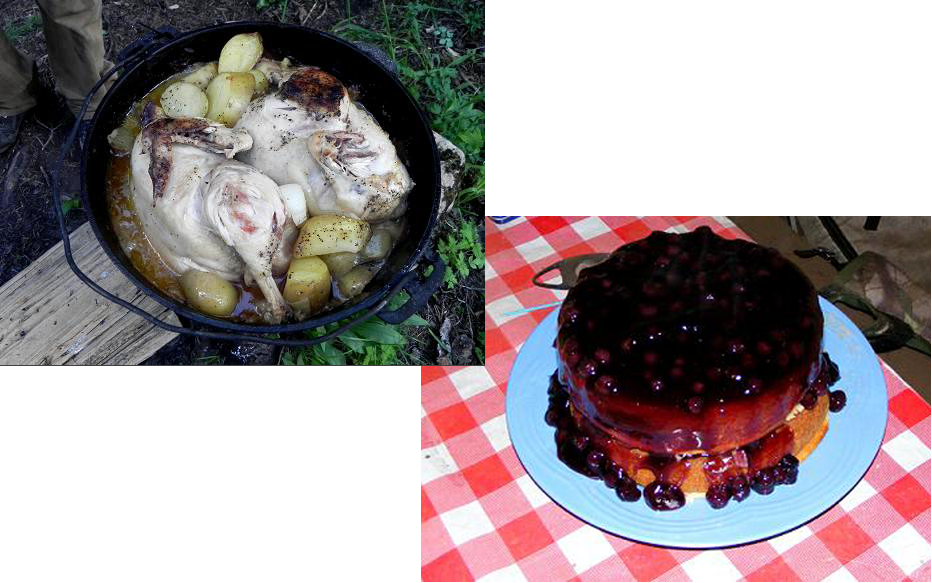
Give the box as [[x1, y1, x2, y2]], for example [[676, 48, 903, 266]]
[[54, 22, 445, 347]]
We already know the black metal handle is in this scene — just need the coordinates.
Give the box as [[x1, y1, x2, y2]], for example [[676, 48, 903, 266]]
[[51, 32, 428, 348], [378, 248, 446, 324]]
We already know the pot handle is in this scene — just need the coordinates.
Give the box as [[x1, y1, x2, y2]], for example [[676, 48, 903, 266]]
[[378, 248, 447, 324]]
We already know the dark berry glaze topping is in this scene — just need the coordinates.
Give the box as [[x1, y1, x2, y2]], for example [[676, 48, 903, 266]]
[[556, 226, 827, 455]]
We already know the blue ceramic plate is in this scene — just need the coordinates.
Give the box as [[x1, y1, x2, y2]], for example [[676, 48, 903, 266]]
[[506, 298, 887, 548]]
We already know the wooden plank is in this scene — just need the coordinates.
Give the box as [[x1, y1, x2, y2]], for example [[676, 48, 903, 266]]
[[0, 222, 180, 364]]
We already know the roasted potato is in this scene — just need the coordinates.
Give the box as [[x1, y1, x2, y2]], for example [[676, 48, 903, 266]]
[[319, 252, 358, 277], [278, 183, 307, 226], [182, 62, 218, 90], [218, 33, 263, 73], [337, 265, 379, 299], [180, 270, 238, 317], [294, 215, 371, 257], [249, 68, 269, 94], [283, 257, 331, 318], [160, 81, 209, 118], [360, 230, 393, 261], [205, 72, 255, 126]]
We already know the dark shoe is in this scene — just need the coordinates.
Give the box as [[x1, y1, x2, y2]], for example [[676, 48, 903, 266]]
[[0, 112, 27, 154]]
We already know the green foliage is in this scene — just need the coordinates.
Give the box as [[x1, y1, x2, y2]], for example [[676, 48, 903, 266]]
[[437, 220, 483, 288], [280, 291, 430, 365], [3, 13, 40, 42]]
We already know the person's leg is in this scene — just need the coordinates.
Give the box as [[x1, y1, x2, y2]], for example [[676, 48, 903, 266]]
[[0, 32, 38, 116], [36, 0, 115, 119]]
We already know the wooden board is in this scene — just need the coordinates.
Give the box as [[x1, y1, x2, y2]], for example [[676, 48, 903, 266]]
[[0, 222, 180, 365]]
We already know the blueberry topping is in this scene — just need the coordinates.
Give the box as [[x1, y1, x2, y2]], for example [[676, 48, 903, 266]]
[[616, 479, 642, 502]]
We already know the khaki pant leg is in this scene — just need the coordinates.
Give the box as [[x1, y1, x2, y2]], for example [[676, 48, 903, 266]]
[[36, 0, 115, 118], [0, 31, 38, 116]]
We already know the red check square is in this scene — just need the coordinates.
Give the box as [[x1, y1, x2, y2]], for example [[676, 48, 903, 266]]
[[499, 511, 554, 561], [619, 543, 678, 580], [816, 515, 874, 564], [462, 454, 513, 498], [530, 215, 569, 235], [422, 488, 437, 522], [422, 549, 472, 582], [747, 556, 801, 582], [883, 474, 930, 521], [430, 402, 477, 441], [889, 390, 929, 428]]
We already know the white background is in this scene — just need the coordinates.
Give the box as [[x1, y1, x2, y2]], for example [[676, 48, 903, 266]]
[[3, 1, 932, 581]]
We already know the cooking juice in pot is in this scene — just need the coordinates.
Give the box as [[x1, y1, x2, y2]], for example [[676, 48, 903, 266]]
[[103, 36, 411, 325]]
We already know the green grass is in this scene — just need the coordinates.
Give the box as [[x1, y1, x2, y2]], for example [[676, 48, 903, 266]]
[[4, 13, 40, 42]]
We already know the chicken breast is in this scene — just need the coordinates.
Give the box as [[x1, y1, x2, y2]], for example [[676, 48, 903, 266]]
[[235, 66, 413, 221]]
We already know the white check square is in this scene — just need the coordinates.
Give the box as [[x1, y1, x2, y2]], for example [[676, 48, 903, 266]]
[[680, 550, 742, 582], [882, 430, 931, 472], [557, 526, 615, 573], [571, 216, 611, 238], [440, 500, 495, 546], [878, 523, 930, 575], [479, 564, 527, 582], [514, 236, 556, 264], [422, 442, 458, 483], [515, 475, 550, 509], [485, 260, 497, 281], [824, 565, 858, 582], [449, 366, 497, 400], [769, 525, 813, 554], [839, 479, 877, 511], [481, 414, 510, 452], [486, 295, 526, 327]]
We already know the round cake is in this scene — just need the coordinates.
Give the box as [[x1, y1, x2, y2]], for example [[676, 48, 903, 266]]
[[546, 226, 846, 510]]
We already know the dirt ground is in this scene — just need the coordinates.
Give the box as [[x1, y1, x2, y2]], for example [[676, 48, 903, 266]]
[[0, 0, 484, 365]]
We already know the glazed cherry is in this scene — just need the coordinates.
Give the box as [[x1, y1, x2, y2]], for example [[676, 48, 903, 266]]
[[572, 434, 589, 451], [728, 475, 751, 502], [643, 481, 685, 511], [616, 477, 641, 502], [601, 462, 623, 489], [687, 396, 704, 414], [586, 450, 606, 473], [800, 390, 818, 409], [829, 390, 847, 412], [779, 454, 799, 470], [751, 469, 776, 495], [705, 483, 731, 509]]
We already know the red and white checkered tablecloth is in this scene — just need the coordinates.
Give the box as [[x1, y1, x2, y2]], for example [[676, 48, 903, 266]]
[[421, 216, 932, 582]]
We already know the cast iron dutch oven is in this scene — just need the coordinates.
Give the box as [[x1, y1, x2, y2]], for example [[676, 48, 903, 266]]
[[53, 22, 445, 347]]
